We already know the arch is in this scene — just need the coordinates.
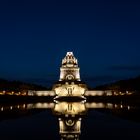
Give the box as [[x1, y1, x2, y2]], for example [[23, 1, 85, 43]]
[[66, 74, 75, 80]]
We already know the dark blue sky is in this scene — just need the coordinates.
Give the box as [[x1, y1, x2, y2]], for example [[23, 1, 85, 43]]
[[0, 0, 140, 86]]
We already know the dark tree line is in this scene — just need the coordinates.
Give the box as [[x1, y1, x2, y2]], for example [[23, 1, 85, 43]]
[[94, 76, 140, 91], [0, 78, 48, 92]]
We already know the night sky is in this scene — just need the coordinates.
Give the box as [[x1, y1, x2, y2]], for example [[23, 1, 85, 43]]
[[0, 0, 140, 87]]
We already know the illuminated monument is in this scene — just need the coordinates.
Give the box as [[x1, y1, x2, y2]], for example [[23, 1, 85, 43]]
[[59, 52, 80, 81], [28, 51, 115, 97], [52, 52, 87, 138], [53, 52, 87, 99]]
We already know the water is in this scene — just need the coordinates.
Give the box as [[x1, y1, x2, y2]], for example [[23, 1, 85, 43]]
[[0, 101, 140, 140]]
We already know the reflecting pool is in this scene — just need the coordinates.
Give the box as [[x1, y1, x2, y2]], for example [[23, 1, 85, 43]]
[[0, 100, 140, 140]]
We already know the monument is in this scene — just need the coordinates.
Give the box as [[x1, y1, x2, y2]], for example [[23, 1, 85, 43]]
[[53, 52, 87, 99]]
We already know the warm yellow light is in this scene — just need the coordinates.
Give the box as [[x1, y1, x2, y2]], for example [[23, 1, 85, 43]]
[[54, 101, 86, 115], [128, 106, 130, 110], [1, 107, 3, 111]]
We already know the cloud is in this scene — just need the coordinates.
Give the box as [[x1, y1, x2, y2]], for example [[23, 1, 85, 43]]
[[82, 75, 125, 87], [109, 65, 140, 71], [82, 75, 118, 82]]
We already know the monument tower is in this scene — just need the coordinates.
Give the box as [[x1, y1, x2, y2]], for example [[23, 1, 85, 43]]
[[53, 52, 87, 99], [59, 52, 80, 81]]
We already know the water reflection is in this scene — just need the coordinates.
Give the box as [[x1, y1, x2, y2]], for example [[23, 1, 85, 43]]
[[27, 102, 54, 109], [0, 101, 139, 140], [52, 100, 87, 140], [0, 102, 134, 112]]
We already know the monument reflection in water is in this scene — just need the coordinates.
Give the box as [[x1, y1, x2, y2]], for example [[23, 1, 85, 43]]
[[52, 52, 88, 139], [0, 100, 137, 140], [52, 100, 87, 140]]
